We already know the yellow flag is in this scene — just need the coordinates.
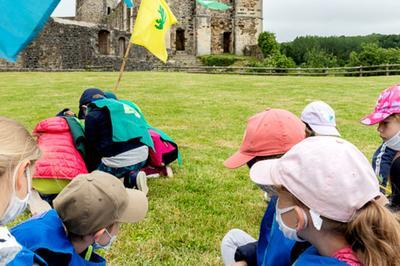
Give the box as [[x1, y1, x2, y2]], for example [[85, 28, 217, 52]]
[[131, 0, 177, 63]]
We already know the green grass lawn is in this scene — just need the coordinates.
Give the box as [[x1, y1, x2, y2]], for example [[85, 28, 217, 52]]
[[0, 72, 398, 265]]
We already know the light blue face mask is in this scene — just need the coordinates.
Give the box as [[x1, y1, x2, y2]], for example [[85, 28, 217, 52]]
[[0, 162, 31, 225], [92, 229, 116, 250], [385, 130, 400, 151]]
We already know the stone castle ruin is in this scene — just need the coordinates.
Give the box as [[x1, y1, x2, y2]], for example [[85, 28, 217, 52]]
[[0, 0, 262, 70]]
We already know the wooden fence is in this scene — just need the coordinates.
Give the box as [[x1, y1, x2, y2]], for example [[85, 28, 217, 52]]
[[155, 64, 400, 77], [2, 64, 400, 76]]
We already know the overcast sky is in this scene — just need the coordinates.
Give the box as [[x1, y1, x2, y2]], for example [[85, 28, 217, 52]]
[[52, 0, 400, 42]]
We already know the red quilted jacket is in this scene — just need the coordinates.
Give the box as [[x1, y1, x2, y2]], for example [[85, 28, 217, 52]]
[[33, 117, 88, 180]]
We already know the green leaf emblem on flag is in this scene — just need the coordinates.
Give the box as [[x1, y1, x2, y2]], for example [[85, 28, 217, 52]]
[[155, 5, 167, 30]]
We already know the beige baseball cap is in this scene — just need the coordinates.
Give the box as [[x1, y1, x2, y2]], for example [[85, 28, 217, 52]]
[[53, 171, 148, 236]]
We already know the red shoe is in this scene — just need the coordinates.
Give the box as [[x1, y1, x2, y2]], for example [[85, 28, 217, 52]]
[[141, 166, 161, 178], [141, 166, 174, 178]]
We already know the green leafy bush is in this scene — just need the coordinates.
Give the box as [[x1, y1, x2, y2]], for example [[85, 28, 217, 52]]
[[269, 53, 296, 69], [258, 32, 280, 58], [246, 54, 296, 73], [199, 54, 237, 66], [302, 48, 338, 68], [347, 43, 400, 66]]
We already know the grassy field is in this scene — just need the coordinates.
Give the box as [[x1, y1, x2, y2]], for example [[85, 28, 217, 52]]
[[0, 72, 398, 265]]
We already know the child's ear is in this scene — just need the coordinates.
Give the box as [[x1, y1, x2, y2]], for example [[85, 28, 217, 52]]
[[294, 206, 307, 231], [15, 160, 30, 195]]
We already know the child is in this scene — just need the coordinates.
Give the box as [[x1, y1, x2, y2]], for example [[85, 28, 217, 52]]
[[11, 171, 148, 265], [79, 88, 151, 194], [221, 108, 306, 266], [361, 84, 400, 208], [103, 91, 179, 178], [0, 117, 45, 265], [28, 116, 89, 214], [250, 136, 398, 266], [301, 101, 340, 137]]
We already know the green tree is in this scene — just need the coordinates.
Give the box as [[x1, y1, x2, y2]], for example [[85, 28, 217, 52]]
[[258, 32, 280, 58], [303, 48, 338, 68], [385, 48, 400, 64], [347, 43, 386, 66]]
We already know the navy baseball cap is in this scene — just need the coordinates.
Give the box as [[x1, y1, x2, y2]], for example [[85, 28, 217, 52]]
[[78, 88, 105, 119]]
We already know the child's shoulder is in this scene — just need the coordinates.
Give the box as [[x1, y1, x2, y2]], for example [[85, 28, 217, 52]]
[[294, 246, 349, 266]]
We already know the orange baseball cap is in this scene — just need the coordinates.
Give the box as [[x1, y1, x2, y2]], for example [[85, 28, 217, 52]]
[[224, 109, 306, 169]]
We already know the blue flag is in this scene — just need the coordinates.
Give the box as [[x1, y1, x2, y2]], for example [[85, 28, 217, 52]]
[[0, 0, 61, 62], [124, 0, 134, 8]]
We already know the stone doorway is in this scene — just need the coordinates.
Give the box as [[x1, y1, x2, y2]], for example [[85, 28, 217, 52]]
[[118, 37, 126, 57], [223, 32, 232, 53], [176, 29, 185, 51], [98, 30, 110, 55]]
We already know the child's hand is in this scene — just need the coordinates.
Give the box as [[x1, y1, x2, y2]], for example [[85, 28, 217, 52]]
[[64, 110, 76, 117]]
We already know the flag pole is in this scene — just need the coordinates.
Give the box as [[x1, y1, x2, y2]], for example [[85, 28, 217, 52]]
[[114, 41, 133, 92]]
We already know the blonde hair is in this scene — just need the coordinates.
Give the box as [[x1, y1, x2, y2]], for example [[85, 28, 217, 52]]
[[391, 113, 400, 121], [343, 201, 400, 266], [281, 188, 400, 266], [316, 201, 400, 266], [0, 117, 41, 181]]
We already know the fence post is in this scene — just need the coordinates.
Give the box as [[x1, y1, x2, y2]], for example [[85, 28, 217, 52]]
[[359, 66, 363, 77], [386, 64, 389, 76]]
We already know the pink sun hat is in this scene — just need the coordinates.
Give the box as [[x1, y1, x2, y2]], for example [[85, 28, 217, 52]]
[[250, 136, 387, 223], [361, 84, 400, 125]]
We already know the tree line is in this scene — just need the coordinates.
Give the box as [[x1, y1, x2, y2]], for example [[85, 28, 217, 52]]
[[256, 32, 400, 68]]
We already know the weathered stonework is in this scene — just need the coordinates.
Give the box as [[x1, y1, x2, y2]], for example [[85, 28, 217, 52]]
[[0, 0, 262, 70], [0, 17, 154, 71]]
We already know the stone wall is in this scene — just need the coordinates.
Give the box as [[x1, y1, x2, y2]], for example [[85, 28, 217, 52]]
[[0, 0, 263, 69], [76, 0, 106, 24], [105, 1, 133, 31], [234, 0, 263, 55], [169, 0, 196, 55], [193, 0, 261, 56], [210, 16, 233, 54], [195, 15, 211, 56], [0, 18, 157, 71]]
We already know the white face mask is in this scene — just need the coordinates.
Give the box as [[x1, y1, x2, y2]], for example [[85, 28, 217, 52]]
[[275, 200, 307, 242], [93, 229, 117, 250], [0, 162, 31, 225], [385, 130, 400, 151]]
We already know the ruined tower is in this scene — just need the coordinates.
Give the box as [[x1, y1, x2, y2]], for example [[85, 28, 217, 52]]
[[0, 0, 263, 70], [170, 0, 262, 56], [76, 0, 262, 57], [233, 0, 263, 55], [76, 0, 113, 23]]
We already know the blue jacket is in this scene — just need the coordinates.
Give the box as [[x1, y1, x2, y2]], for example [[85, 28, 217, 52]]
[[372, 144, 396, 187], [293, 246, 348, 266], [259, 196, 295, 266], [7, 246, 47, 266], [10, 210, 106, 266]]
